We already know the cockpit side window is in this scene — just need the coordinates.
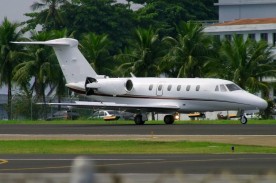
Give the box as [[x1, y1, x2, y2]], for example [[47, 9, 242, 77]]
[[226, 84, 242, 91], [220, 84, 227, 92], [215, 85, 219, 91]]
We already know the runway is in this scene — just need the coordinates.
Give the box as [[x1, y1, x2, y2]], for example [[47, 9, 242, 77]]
[[0, 124, 275, 135], [1, 154, 276, 174], [0, 124, 276, 174]]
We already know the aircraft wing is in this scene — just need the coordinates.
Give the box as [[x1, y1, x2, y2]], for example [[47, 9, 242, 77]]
[[39, 101, 180, 112]]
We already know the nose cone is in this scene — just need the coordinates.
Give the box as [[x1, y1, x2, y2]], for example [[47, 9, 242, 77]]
[[240, 92, 268, 110], [257, 98, 268, 110]]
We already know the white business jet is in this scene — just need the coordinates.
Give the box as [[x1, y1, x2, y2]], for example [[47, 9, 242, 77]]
[[13, 38, 268, 125]]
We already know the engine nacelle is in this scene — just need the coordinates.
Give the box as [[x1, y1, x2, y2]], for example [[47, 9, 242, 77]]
[[86, 78, 133, 96]]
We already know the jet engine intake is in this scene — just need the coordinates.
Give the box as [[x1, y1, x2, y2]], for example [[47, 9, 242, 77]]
[[85, 78, 133, 96]]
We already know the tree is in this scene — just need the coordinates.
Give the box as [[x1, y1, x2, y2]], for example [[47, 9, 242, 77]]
[[135, 0, 218, 37], [216, 35, 276, 93], [162, 21, 212, 78], [13, 31, 56, 104], [80, 32, 112, 75], [25, 0, 70, 31], [0, 18, 23, 120], [116, 27, 163, 77], [59, 0, 136, 49]]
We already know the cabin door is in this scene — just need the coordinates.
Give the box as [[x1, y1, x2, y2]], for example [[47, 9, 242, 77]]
[[156, 83, 163, 96]]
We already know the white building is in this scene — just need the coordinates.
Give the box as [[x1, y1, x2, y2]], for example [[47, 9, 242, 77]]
[[216, 0, 276, 22], [204, 18, 276, 55]]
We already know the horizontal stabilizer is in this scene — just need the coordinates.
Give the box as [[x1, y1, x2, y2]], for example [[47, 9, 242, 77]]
[[12, 38, 78, 47]]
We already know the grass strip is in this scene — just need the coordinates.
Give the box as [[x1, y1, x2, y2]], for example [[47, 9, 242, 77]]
[[0, 140, 275, 154]]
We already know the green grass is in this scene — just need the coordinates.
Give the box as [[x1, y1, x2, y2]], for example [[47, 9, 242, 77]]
[[1, 119, 276, 125], [0, 140, 275, 154]]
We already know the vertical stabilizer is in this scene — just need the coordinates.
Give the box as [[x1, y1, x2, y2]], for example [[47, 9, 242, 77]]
[[13, 38, 99, 83]]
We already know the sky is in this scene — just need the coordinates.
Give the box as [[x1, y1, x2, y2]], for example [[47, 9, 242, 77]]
[[0, 0, 35, 22]]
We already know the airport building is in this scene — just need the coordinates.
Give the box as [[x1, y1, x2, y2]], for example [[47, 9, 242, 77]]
[[215, 0, 276, 22], [204, 18, 276, 55]]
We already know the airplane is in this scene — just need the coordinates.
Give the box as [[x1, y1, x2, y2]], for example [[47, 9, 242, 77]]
[[13, 38, 268, 125]]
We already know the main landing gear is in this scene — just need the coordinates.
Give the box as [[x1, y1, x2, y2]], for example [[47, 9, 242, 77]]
[[134, 114, 145, 125], [134, 114, 176, 125], [164, 115, 174, 124]]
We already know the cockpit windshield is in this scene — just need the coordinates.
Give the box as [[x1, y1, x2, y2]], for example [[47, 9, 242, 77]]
[[226, 84, 242, 91]]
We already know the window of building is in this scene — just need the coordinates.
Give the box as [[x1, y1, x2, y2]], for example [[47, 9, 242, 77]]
[[213, 35, 220, 41], [186, 85, 191, 91], [177, 85, 181, 91], [167, 84, 172, 91], [225, 35, 232, 41], [149, 84, 153, 91], [196, 85, 200, 91], [260, 33, 268, 42], [236, 34, 243, 39], [248, 33, 255, 41], [273, 33, 276, 47]]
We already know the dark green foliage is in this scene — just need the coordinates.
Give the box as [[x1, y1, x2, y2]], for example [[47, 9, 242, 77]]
[[135, 0, 218, 37], [59, 0, 136, 50]]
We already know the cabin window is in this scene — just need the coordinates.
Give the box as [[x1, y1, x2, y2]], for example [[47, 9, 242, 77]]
[[177, 85, 181, 91], [215, 85, 219, 91], [186, 85, 191, 91], [196, 85, 200, 91], [220, 84, 227, 92], [149, 84, 153, 91], [158, 85, 163, 91], [167, 84, 172, 91]]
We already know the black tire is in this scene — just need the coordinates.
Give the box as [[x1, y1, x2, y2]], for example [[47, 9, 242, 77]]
[[164, 115, 174, 124], [240, 115, 247, 124], [134, 114, 145, 125]]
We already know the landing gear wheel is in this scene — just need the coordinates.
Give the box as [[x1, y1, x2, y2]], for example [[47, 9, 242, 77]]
[[240, 115, 247, 124], [164, 115, 174, 125], [134, 114, 145, 125]]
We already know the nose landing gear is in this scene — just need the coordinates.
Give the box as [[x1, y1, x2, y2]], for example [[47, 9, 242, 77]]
[[240, 114, 247, 124]]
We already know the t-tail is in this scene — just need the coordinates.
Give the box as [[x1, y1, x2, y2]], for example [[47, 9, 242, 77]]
[[13, 38, 102, 83]]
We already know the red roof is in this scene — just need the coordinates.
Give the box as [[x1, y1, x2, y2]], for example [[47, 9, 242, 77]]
[[215, 18, 276, 26]]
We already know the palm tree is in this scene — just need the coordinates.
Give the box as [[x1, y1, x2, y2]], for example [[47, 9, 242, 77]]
[[0, 18, 23, 119], [217, 35, 276, 93], [162, 21, 212, 78], [13, 31, 56, 104], [80, 32, 112, 75], [30, 0, 70, 30], [116, 27, 163, 77]]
